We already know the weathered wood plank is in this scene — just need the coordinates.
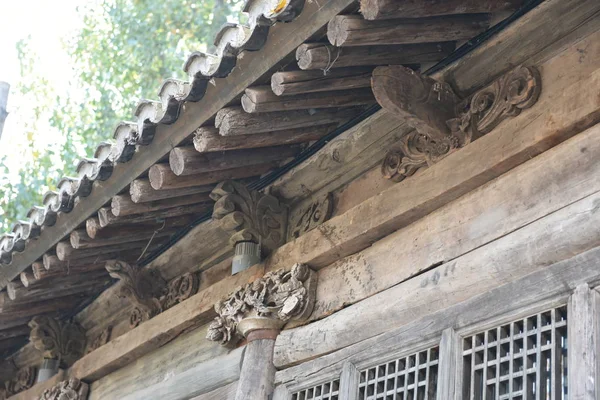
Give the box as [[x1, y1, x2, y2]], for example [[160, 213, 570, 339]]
[[308, 122, 600, 324], [191, 381, 238, 400], [88, 324, 233, 400], [567, 284, 600, 399], [443, 0, 600, 94], [359, 0, 521, 20], [327, 14, 489, 47], [275, 245, 600, 386], [273, 190, 600, 367], [268, 26, 600, 272], [272, 68, 373, 96], [436, 329, 458, 400]]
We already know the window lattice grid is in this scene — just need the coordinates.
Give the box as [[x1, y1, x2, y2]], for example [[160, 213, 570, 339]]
[[358, 346, 439, 400], [462, 306, 568, 400], [291, 379, 340, 400]]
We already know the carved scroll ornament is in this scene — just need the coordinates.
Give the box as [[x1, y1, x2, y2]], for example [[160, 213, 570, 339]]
[[29, 316, 86, 367], [37, 378, 88, 400], [107, 261, 199, 328], [447, 66, 541, 142], [210, 180, 287, 254], [381, 66, 541, 182], [86, 326, 112, 354], [3, 366, 36, 397], [207, 263, 316, 345], [288, 193, 333, 240]]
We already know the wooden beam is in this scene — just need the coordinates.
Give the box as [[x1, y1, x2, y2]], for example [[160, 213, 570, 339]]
[[271, 68, 373, 96], [191, 381, 237, 400], [275, 245, 600, 386], [193, 125, 334, 153], [111, 193, 211, 217], [443, 0, 600, 94], [129, 179, 215, 203], [85, 215, 189, 240], [169, 145, 300, 176], [327, 14, 489, 47], [296, 42, 454, 70], [69, 264, 263, 382], [359, 0, 521, 20], [7, 271, 110, 303], [215, 107, 356, 136], [241, 87, 376, 113], [274, 190, 600, 367], [267, 25, 600, 270], [148, 162, 274, 190], [98, 203, 210, 227]]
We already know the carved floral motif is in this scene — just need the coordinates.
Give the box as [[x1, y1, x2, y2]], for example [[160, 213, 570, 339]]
[[210, 180, 287, 254], [447, 66, 541, 142], [207, 263, 316, 345], [37, 378, 88, 400], [106, 261, 199, 328], [382, 66, 541, 183], [29, 317, 86, 368], [3, 366, 36, 397], [86, 326, 112, 354], [288, 194, 333, 240]]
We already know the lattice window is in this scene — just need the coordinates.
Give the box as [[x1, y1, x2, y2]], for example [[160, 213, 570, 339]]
[[462, 306, 568, 400], [291, 379, 340, 400], [357, 346, 439, 400]]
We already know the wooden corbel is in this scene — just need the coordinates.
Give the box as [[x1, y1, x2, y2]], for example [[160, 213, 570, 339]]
[[2, 366, 36, 398], [210, 180, 288, 254], [37, 378, 88, 400], [287, 193, 333, 241], [206, 263, 317, 346], [106, 260, 198, 328], [373, 65, 541, 182], [28, 316, 86, 368]]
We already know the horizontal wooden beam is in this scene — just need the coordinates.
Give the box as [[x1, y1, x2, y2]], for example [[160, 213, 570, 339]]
[[275, 244, 600, 385], [359, 0, 521, 20], [69, 264, 263, 382], [129, 179, 215, 203], [274, 187, 600, 367], [327, 14, 489, 47], [271, 68, 373, 96]]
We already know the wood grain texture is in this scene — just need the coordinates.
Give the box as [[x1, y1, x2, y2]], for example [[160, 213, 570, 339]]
[[274, 189, 600, 367], [191, 381, 238, 400], [359, 0, 521, 20]]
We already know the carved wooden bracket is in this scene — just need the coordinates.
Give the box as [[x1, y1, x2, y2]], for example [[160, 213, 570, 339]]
[[37, 378, 88, 400], [288, 193, 334, 240], [106, 260, 199, 328], [2, 366, 36, 398], [29, 316, 86, 368], [210, 180, 287, 254], [207, 263, 317, 345], [375, 65, 541, 182]]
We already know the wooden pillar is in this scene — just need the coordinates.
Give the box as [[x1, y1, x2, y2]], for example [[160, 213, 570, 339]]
[[235, 330, 278, 400], [207, 263, 317, 400], [568, 284, 600, 399], [437, 328, 459, 400]]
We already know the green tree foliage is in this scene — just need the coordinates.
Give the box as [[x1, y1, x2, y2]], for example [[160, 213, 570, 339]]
[[0, 0, 244, 230]]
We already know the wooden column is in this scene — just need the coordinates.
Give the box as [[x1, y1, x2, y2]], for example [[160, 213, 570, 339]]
[[568, 284, 600, 399], [437, 328, 459, 400], [207, 263, 317, 400], [235, 330, 278, 400]]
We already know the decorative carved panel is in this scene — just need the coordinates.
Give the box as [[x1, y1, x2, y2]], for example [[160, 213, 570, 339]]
[[86, 326, 112, 354], [37, 378, 88, 400], [381, 66, 541, 182], [288, 194, 334, 240], [207, 263, 316, 345], [447, 66, 541, 142], [106, 261, 199, 328], [210, 180, 287, 254], [3, 366, 36, 397], [29, 316, 86, 368]]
